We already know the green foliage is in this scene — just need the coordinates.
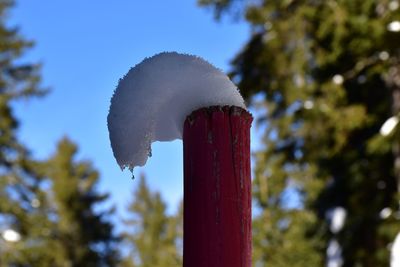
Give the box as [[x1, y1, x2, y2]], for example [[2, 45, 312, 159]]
[[198, 0, 239, 19], [122, 175, 182, 267], [0, 0, 52, 266], [200, 0, 400, 266], [0, 1, 119, 266], [43, 138, 120, 267]]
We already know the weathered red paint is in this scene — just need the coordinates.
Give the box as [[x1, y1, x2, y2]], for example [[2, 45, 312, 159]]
[[183, 106, 252, 267]]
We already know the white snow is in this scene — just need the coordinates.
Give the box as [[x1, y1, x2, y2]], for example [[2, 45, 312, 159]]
[[380, 116, 399, 136], [379, 207, 392, 219], [327, 207, 347, 234], [2, 229, 21, 242], [108, 52, 246, 171], [379, 51, 390, 61], [389, 1, 400, 11], [327, 239, 343, 267], [388, 21, 400, 32], [304, 100, 314, 109], [332, 74, 344, 85], [392, 232, 400, 267]]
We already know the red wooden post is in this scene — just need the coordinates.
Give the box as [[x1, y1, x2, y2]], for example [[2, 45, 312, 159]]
[[183, 106, 252, 267]]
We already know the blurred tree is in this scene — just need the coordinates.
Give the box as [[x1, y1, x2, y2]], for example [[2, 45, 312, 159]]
[[173, 201, 183, 264], [44, 138, 120, 267], [199, 0, 400, 266], [0, 1, 120, 265], [0, 0, 53, 265], [122, 175, 182, 267]]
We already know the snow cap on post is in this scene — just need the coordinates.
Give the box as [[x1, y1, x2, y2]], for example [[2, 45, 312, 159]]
[[107, 52, 246, 171]]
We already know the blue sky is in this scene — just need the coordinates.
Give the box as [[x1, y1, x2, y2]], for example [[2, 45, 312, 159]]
[[11, 0, 254, 217]]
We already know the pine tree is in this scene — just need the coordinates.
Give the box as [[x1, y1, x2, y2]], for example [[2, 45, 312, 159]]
[[0, 1, 120, 266], [0, 0, 53, 265], [200, 1, 400, 266], [44, 138, 120, 267], [122, 175, 182, 267]]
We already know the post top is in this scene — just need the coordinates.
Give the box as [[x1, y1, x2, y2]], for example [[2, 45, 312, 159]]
[[185, 106, 253, 125]]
